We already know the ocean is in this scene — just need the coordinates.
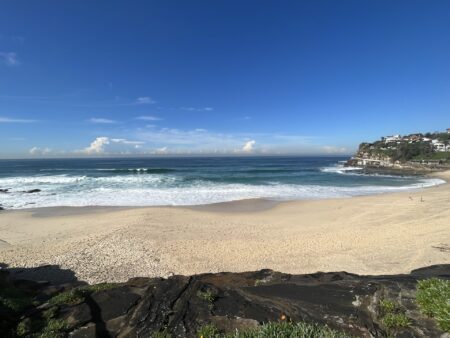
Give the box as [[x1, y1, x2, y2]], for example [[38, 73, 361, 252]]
[[0, 157, 445, 209]]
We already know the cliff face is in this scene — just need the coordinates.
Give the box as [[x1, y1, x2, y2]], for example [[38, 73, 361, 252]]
[[346, 143, 395, 168], [1, 265, 449, 337]]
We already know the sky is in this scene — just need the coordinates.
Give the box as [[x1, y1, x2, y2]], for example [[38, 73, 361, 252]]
[[0, 1, 450, 158]]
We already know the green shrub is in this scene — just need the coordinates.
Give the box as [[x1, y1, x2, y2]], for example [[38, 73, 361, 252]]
[[382, 313, 410, 329], [198, 323, 220, 337], [15, 314, 68, 337], [197, 290, 217, 303], [416, 278, 450, 332], [49, 283, 119, 306], [196, 321, 353, 338], [16, 318, 33, 336], [0, 287, 33, 312], [49, 289, 84, 306], [82, 282, 118, 293], [379, 299, 397, 314], [378, 298, 410, 330], [38, 319, 68, 338]]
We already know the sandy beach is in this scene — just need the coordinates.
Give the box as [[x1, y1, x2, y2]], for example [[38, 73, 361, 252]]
[[0, 171, 449, 284]]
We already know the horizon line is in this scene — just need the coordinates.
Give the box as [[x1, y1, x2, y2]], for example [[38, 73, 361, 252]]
[[0, 154, 352, 160]]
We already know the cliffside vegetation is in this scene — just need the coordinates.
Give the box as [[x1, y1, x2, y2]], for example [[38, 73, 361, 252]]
[[357, 131, 450, 163]]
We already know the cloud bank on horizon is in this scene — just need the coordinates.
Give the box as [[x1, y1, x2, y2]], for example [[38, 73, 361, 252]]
[[25, 131, 345, 157], [2, 103, 349, 157]]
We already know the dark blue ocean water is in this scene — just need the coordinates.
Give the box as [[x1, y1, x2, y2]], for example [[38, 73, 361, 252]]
[[0, 157, 444, 209]]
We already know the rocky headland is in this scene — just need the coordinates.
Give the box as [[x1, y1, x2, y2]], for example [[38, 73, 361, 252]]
[[345, 130, 450, 174], [0, 264, 449, 337]]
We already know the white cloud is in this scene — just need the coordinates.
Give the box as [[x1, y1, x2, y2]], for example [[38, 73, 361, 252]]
[[181, 107, 214, 112], [110, 138, 145, 145], [241, 140, 256, 153], [33, 126, 342, 157], [82, 137, 145, 155], [135, 128, 335, 155], [29, 147, 51, 155], [88, 118, 118, 124], [135, 97, 155, 105], [0, 52, 19, 66], [0, 116, 37, 123], [83, 137, 110, 154], [322, 146, 348, 154], [135, 115, 161, 121], [155, 146, 168, 154]]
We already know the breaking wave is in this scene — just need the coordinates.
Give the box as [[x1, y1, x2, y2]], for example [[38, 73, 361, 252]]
[[0, 173, 445, 209]]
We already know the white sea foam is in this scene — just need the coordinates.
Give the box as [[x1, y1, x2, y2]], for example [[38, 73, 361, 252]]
[[0, 174, 445, 209], [320, 164, 363, 174], [0, 175, 88, 185]]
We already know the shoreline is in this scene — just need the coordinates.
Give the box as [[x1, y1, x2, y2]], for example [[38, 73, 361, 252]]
[[0, 169, 447, 214], [0, 171, 449, 284]]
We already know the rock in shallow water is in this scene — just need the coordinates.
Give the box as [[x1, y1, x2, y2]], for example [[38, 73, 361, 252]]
[[24, 189, 41, 193]]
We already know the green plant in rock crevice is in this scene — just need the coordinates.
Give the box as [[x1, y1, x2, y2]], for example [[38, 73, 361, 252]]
[[196, 321, 354, 338], [378, 298, 410, 330], [416, 278, 450, 332]]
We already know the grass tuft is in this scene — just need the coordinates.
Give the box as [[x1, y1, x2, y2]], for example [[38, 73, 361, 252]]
[[0, 287, 33, 312], [379, 299, 397, 314], [382, 313, 410, 329], [416, 278, 450, 332], [196, 321, 353, 338], [378, 298, 410, 330], [49, 282, 119, 306], [82, 282, 118, 293], [153, 329, 172, 338], [16, 317, 68, 338], [49, 289, 84, 306], [197, 289, 217, 303], [198, 323, 220, 337], [38, 318, 68, 338]]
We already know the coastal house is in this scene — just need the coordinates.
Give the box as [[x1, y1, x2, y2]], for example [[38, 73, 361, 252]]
[[432, 140, 448, 152], [407, 134, 422, 142], [384, 135, 401, 143]]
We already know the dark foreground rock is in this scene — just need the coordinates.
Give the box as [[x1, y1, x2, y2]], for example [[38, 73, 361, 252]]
[[0, 265, 449, 337]]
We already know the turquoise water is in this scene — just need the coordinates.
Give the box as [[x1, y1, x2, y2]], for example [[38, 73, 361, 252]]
[[0, 157, 444, 209]]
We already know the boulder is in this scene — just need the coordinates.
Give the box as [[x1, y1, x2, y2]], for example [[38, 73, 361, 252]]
[[60, 303, 92, 329]]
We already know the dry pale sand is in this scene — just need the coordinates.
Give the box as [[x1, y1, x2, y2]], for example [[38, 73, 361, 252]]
[[0, 171, 449, 284]]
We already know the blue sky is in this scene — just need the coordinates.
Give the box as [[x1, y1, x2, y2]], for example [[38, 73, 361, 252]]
[[1, 1, 449, 158]]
